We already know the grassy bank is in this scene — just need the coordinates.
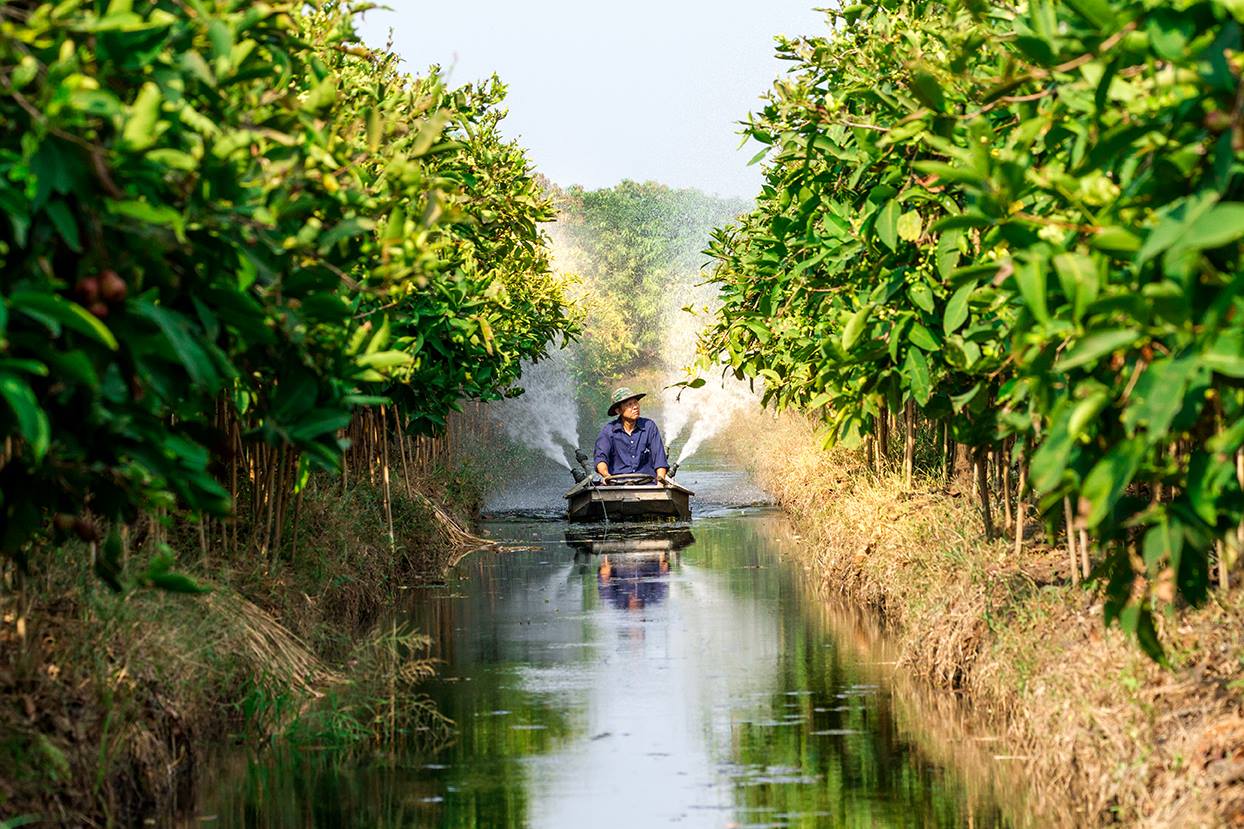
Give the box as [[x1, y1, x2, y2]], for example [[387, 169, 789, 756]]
[[0, 471, 484, 825], [734, 414, 1244, 826]]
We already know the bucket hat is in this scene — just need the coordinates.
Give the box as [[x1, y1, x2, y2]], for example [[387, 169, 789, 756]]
[[607, 387, 646, 416]]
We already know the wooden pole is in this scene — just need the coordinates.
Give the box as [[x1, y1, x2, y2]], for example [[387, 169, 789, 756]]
[[1064, 497, 1080, 586], [999, 443, 1013, 533], [380, 407, 396, 553], [974, 446, 995, 540], [878, 404, 890, 473], [903, 400, 915, 488], [1013, 449, 1028, 557], [1079, 528, 1090, 580]]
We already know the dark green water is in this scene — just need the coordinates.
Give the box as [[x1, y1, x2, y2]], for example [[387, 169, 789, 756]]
[[188, 501, 1017, 827]]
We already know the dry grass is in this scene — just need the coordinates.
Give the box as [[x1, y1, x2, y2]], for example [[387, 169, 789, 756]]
[[0, 475, 477, 825], [731, 412, 1244, 827]]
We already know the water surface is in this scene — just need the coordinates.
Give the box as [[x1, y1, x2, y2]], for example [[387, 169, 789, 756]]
[[192, 503, 1016, 827]]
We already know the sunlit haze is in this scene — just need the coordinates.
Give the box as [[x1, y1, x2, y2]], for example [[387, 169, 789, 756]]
[[357, 1, 827, 199]]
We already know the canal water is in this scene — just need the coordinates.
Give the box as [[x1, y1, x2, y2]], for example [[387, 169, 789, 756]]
[[190, 462, 1017, 827]]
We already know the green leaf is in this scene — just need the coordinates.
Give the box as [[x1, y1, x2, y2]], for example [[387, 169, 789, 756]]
[[130, 302, 220, 388], [1181, 203, 1244, 251], [908, 66, 946, 111], [45, 201, 81, 252], [1056, 329, 1139, 371], [303, 75, 337, 112], [1122, 357, 1198, 437], [842, 305, 872, 351], [908, 282, 934, 313], [1052, 252, 1098, 319], [1067, 389, 1110, 440], [1185, 449, 1236, 525], [356, 350, 414, 370], [943, 282, 974, 334], [121, 81, 163, 151], [1013, 258, 1050, 324], [905, 347, 932, 405], [935, 228, 963, 279], [1204, 330, 1244, 378], [897, 212, 922, 245], [1080, 437, 1146, 527], [1090, 226, 1141, 254], [9, 291, 118, 350], [876, 200, 900, 252], [1064, 0, 1117, 29], [949, 383, 980, 413], [1143, 518, 1183, 574], [908, 321, 940, 352], [107, 199, 186, 241], [0, 374, 51, 461]]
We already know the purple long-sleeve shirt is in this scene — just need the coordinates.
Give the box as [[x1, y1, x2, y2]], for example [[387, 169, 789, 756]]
[[593, 417, 669, 476]]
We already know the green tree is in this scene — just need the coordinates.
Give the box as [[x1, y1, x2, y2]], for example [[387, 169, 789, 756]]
[[0, 0, 574, 578], [701, 0, 1244, 657]]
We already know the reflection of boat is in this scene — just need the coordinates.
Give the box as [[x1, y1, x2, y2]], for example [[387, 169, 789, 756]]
[[564, 528, 695, 557], [564, 473, 694, 522]]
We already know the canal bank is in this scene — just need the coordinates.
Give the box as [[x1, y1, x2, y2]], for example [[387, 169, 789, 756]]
[[0, 474, 475, 825], [732, 414, 1244, 826]]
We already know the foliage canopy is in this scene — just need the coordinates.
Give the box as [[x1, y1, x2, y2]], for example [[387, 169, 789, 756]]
[[0, 0, 574, 574], [703, 0, 1244, 656]]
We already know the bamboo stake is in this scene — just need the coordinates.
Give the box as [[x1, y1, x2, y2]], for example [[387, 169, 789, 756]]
[[271, 444, 289, 558], [903, 400, 915, 487], [380, 407, 396, 553], [1235, 449, 1243, 576], [878, 404, 890, 472], [1079, 528, 1090, 580], [289, 484, 303, 564], [1064, 497, 1080, 586], [394, 409, 414, 498], [1013, 450, 1028, 557], [974, 446, 995, 539], [997, 445, 1012, 532]]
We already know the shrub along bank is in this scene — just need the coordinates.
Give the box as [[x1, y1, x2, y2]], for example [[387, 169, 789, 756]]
[[733, 413, 1244, 826], [700, 0, 1244, 660]]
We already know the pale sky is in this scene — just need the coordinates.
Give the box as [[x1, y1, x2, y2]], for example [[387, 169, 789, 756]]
[[357, 1, 829, 200]]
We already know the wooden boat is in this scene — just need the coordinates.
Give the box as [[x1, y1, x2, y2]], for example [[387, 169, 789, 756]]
[[564, 473, 694, 522]]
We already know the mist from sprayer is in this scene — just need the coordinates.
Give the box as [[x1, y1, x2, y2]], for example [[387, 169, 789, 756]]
[[488, 187, 759, 475], [658, 275, 760, 467], [492, 346, 581, 470], [490, 226, 583, 471]]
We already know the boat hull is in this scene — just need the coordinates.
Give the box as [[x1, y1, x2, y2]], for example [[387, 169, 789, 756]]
[[565, 480, 693, 522]]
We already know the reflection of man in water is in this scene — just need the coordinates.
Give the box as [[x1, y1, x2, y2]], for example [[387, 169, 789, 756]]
[[597, 554, 670, 611]]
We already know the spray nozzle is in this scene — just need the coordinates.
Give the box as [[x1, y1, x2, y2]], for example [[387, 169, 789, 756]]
[[669, 462, 680, 479], [574, 448, 592, 477], [571, 467, 587, 483]]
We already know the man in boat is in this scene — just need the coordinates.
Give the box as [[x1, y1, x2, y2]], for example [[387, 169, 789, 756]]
[[593, 387, 670, 485]]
